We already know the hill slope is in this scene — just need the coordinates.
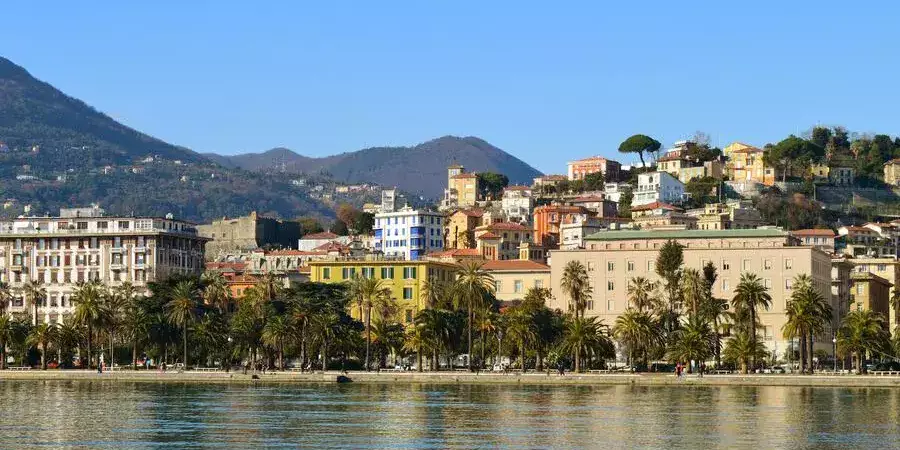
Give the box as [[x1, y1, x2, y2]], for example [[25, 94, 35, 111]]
[[209, 136, 544, 198], [0, 56, 334, 222]]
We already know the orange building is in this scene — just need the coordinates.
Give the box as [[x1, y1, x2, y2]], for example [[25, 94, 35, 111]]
[[533, 205, 592, 248], [567, 156, 621, 181]]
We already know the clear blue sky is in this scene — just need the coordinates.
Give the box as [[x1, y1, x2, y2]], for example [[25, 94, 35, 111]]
[[4, 1, 899, 173]]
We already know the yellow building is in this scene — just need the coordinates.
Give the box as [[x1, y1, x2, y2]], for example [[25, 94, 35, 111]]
[[725, 142, 776, 185], [442, 165, 480, 209], [850, 273, 892, 328], [849, 258, 900, 332], [444, 209, 484, 249], [482, 259, 550, 303], [308, 259, 458, 324], [884, 159, 900, 186]]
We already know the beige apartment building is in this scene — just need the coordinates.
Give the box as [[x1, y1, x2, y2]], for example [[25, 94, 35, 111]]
[[848, 258, 900, 331], [0, 209, 208, 324], [482, 259, 550, 303], [549, 229, 834, 360]]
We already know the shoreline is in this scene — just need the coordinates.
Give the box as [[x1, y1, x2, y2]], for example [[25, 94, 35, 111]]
[[2, 370, 900, 388]]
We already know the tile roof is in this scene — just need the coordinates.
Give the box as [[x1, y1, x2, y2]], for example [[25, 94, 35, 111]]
[[630, 201, 681, 212], [314, 241, 349, 252], [263, 249, 327, 256], [477, 232, 501, 239], [537, 175, 567, 181], [571, 195, 605, 202], [584, 228, 788, 241], [485, 222, 530, 231], [504, 185, 531, 191], [451, 173, 477, 179], [842, 226, 875, 233], [429, 248, 483, 257], [790, 229, 836, 237], [481, 260, 550, 271], [302, 231, 339, 240]]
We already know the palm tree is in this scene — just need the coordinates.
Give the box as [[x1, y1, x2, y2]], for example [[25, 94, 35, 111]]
[[0, 281, 12, 316], [453, 261, 495, 371], [370, 319, 405, 368], [23, 278, 46, 325], [201, 271, 232, 313], [0, 315, 13, 370], [121, 297, 149, 370], [72, 281, 106, 368], [505, 307, 536, 371], [667, 315, 715, 372], [350, 277, 394, 371], [288, 295, 319, 369], [561, 261, 590, 318], [26, 322, 57, 370], [561, 315, 614, 372], [102, 283, 133, 369], [731, 273, 771, 370], [837, 309, 888, 373], [420, 279, 452, 309], [613, 308, 660, 369], [262, 315, 292, 370], [680, 268, 705, 318], [626, 277, 659, 314], [313, 310, 341, 371], [782, 275, 832, 373], [54, 321, 84, 369], [723, 331, 767, 374], [403, 324, 427, 372], [476, 307, 499, 368], [165, 280, 202, 368], [416, 309, 453, 371]]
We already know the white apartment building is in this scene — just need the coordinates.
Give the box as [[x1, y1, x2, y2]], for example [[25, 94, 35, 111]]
[[374, 207, 444, 260], [632, 171, 685, 207], [603, 182, 632, 204], [501, 186, 534, 224], [0, 209, 208, 324]]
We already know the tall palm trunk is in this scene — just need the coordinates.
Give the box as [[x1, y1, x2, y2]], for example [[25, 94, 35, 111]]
[[183, 328, 188, 368], [33, 303, 39, 326], [575, 346, 581, 373], [750, 307, 757, 370], [109, 332, 114, 369], [714, 317, 721, 368], [417, 346, 423, 372], [86, 324, 93, 369], [519, 340, 526, 371], [480, 328, 485, 369], [300, 321, 307, 369], [365, 306, 372, 371], [467, 306, 473, 371], [807, 332, 814, 373], [799, 333, 807, 373], [132, 341, 138, 370], [431, 349, 437, 372], [322, 338, 328, 371], [40, 344, 46, 370], [1, 343, 6, 370]]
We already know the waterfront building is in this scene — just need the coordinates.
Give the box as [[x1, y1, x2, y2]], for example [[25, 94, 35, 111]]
[[850, 273, 892, 329], [549, 229, 834, 360], [197, 211, 301, 260], [308, 259, 457, 324], [567, 156, 621, 182], [632, 171, 684, 207], [0, 209, 208, 324], [374, 207, 444, 260], [482, 259, 550, 303], [848, 258, 900, 331], [559, 217, 632, 250], [569, 195, 618, 217]]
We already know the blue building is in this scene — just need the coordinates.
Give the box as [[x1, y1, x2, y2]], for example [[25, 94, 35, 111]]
[[374, 207, 444, 260]]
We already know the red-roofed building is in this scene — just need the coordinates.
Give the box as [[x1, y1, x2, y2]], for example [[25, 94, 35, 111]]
[[446, 208, 485, 250], [443, 165, 480, 209], [838, 225, 895, 257], [481, 259, 551, 302], [791, 229, 837, 253], [567, 156, 621, 182], [298, 231, 349, 251], [631, 201, 697, 230], [475, 222, 536, 261], [570, 195, 618, 217], [533, 205, 593, 247]]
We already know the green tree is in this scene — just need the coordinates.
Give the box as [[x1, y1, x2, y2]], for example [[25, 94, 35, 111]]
[[837, 309, 888, 373], [23, 279, 46, 325], [723, 331, 767, 374], [262, 315, 292, 370], [350, 276, 394, 371], [667, 315, 715, 371], [297, 217, 325, 235], [680, 268, 705, 318], [26, 322, 57, 370], [0, 315, 13, 370], [454, 261, 495, 371], [656, 240, 684, 331], [504, 306, 536, 371], [782, 274, 832, 373], [477, 172, 510, 200], [764, 135, 822, 183], [72, 281, 106, 368], [626, 277, 660, 314], [561, 315, 614, 373], [165, 280, 202, 368], [0, 281, 12, 316], [54, 321, 84, 369], [201, 271, 231, 314], [618, 190, 634, 218], [583, 171, 605, 190], [731, 273, 772, 370], [618, 134, 661, 169], [613, 308, 660, 369], [561, 260, 591, 319], [698, 261, 727, 367]]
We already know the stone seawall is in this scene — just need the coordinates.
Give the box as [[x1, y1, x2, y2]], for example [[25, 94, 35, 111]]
[[3, 370, 900, 388]]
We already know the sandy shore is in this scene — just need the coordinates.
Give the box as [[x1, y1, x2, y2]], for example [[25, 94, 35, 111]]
[[2, 369, 900, 387]]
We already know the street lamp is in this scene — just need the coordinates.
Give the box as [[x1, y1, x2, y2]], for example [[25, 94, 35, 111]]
[[832, 335, 837, 371]]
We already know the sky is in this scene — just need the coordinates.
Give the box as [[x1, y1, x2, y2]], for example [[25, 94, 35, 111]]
[[3, 1, 900, 173]]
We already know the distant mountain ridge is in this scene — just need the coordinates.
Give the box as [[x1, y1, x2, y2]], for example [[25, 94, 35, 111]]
[[206, 136, 544, 198]]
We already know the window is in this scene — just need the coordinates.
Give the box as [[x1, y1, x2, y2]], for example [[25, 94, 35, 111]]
[[785, 279, 793, 290], [742, 259, 751, 271], [785, 258, 793, 270], [380, 267, 394, 279], [607, 261, 615, 271], [647, 261, 655, 272], [495, 280, 502, 292], [764, 279, 772, 289], [118, 221, 130, 230], [403, 287, 413, 300], [514, 280, 524, 293], [856, 284, 863, 294], [586, 300, 594, 310], [361, 267, 375, 279], [38, 239, 45, 250], [722, 279, 729, 291], [627, 261, 635, 272], [97, 221, 108, 229], [341, 267, 356, 279], [607, 281, 615, 291], [76, 221, 88, 230], [114, 237, 122, 248], [764, 259, 772, 270], [322, 268, 331, 280], [534, 279, 543, 289], [878, 264, 887, 272], [403, 267, 417, 279], [607, 299, 615, 311], [587, 261, 595, 271], [722, 260, 730, 271]]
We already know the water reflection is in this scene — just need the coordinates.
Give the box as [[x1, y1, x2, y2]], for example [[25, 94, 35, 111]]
[[0, 381, 898, 449]]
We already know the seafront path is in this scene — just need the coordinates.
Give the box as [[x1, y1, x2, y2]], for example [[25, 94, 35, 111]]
[[3, 369, 900, 387]]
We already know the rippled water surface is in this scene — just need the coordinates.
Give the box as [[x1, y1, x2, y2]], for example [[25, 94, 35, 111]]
[[1, 381, 899, 449]]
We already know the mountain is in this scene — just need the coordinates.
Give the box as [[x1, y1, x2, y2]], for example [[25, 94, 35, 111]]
[[0, 56, 336, 222], [209, 136, 544, 199]]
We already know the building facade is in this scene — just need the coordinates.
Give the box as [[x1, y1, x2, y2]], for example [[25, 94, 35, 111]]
[[482, 259, 550, 303], [374, 207, 445, 260], [197, 211, 302, 260], [308, 259, 458, 324], [549, 229, 833, 360], [567, 156, 621, 182], [444, 209, 484, 250], [850, 273, 892, 329], [533, 205, 592, 248], [849, 258, 900, 331], [792, 229, 838, 253], [632, 171, 684, 207], [442, 165, 480, 209], [884, 159, 900, 186], [474, 222, 533, 261], [0, 212, 207, 324], [501, 186, 534, 224]]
